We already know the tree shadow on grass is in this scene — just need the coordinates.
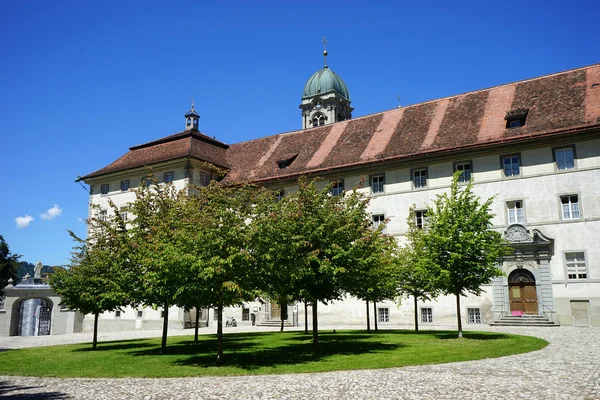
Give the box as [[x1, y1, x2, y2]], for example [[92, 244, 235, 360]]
[[0, 380, 68, 399], [169, 336, 402, 370], [73, 338, 158, 352], [430, 332, 510, 341]]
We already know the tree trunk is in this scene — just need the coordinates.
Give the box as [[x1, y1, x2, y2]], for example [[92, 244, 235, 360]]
[[456, 293, 463, 338], [413, 295, 419, 333], [161, 300, 169, 354], [92, 311, 99, 350], [280, 299, 285, 332], [217, 302, 224, 365], [373, 301, 378, 331], [194, 306, 200, 343], [366, 300, 371, 332], [312, 301, 319, 345], [304, 301, 308, 335]]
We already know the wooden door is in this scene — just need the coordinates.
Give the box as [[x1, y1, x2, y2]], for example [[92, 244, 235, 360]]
[[270, 303, 280, 319], [571, 301, 590, 326], [509, 283, 538, 314], [522, 285, 538, 314]]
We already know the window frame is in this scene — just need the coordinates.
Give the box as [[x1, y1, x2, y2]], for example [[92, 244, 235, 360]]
[[370, 174, 385, 194], [330, 179, 344, 196], [560, 194, 581, 220], [421, 307, 433, 323], [500, 154, 521, 178], [372, 214, 385, 229], [415, 209, 427, 229], [120, 180, 130, 192], [453, 160, 472, 183], [242, 307, 250, 321], [564, 251, 588, 280], [467, 308, 482, 324], [553, 145, 576, 171], [506, 200, 525, 225], [100, 184, 110, 195], [275, 190, 285, 202], [411, 167, 428, 189], [164, 171, 174, 183], [377, 307, 389, 323]]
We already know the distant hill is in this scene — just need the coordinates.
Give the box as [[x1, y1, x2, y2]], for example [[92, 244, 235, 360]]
[[17, 261, 55, 281]]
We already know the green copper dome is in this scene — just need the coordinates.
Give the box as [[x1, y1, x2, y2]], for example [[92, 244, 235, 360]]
[[302, 67, 350, 100]]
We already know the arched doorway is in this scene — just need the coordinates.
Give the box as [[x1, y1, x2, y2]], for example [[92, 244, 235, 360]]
[[16, 298, 52, 336], [508, 269, 538, 314]]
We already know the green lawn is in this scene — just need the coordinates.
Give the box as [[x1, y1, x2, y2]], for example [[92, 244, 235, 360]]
[[0, 330, 547, 378]]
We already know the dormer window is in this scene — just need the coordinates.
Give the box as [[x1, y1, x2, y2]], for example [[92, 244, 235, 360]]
[[505, 108, 529, 129], [277, 154, 298, 169]]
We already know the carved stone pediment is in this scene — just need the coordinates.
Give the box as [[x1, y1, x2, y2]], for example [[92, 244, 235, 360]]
[[504, 224, 531, 243]]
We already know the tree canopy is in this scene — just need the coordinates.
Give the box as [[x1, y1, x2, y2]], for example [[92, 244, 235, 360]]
[[0, 235, 20, 296]]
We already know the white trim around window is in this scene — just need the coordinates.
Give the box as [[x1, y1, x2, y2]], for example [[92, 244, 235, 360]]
[[564, 251, 588, 280], [560, 194, 581, 220], [506, 200, 525, 225]]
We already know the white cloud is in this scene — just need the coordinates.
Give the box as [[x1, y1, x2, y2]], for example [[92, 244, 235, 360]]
[[15, 215, 34, 229], [40, 204, 63, 220]]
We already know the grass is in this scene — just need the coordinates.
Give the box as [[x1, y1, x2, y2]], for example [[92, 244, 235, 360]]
[[0, 330, 547, 378]]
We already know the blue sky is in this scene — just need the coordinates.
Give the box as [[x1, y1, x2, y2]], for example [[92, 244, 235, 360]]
[[1, 1, 599, 266]]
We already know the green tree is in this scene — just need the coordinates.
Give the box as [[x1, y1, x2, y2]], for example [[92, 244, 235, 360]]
[[397, 206, 441, 333], [423, 172, 508, 337], [342, 220, 400, 332], [49, 205, 132, 350], [185, 181, 265, 364], [0, 235, 20, 296], [127, 175, 194, 354], [257, 178, 377, 345]]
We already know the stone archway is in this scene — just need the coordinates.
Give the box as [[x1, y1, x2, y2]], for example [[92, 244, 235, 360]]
[[13, 297, 53, 336], [508, 269, 538, 314]]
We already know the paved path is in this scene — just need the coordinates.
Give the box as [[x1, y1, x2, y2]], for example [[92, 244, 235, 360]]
[[1, 325, 599, 400]]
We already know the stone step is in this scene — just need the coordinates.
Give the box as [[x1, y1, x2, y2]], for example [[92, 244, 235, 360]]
[[257, 320, 294, 327]]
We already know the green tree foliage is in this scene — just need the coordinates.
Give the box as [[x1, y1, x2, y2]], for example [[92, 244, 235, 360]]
[[49, 204, 132, 349], [127, 176, 194, 354], [0, 235, 20, 296], [184, 181, 266, 364], [397, 206, 441, 333], [342, 219, 400, 332], [423, 172, 508, 337]]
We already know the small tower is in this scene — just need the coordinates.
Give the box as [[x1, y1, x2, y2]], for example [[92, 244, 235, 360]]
[[299, 38, 353, 129], [185, 99, 200, 131]]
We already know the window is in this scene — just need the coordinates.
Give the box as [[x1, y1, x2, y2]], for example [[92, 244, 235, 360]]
[[312, 114, 325, 127], [378, 307, 389, 323], [276, 190, 284, 202], [120, 180, 130, 191], [137, 310, 143, 318], [120, 207, 128, 221], [415, 210, 427, 229], [115, 310, 121, 318], [412, 168, 428, 189], [142, 176, 152, 186], [199, 172, 210, 186], [502, 155, 520, 177], [213, 308, 218, 321], [505, 108, 528, 129], [454, 161, 472, 182], [371, 175, 385, 194], [421, 307, 433, 323], [99, 209, 107, 222], [566, 252, 587, 280], [561, 195, 580, 220], [467, 308, 481, 324], [164, 171, 174, 183], [277, 154, 298, 169], [101, 184, 110, 195], [555, 146, 575, 170], [330, 179, 344, 196], [506, 201, 525, 224], [372, 214, 385, 229], [242, 307, 250, 321]]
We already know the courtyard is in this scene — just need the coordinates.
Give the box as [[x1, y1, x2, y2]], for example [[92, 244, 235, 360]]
[[0, 325, 599, 399]]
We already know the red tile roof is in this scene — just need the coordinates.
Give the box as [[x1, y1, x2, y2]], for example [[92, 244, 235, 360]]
[[82, 64, 600, 183]]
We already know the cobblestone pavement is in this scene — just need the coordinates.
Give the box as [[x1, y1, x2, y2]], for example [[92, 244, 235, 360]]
[[1, 325, 599, 400]]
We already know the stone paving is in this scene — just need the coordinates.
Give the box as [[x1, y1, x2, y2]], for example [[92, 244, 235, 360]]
[[0, 325, 599, 399]]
